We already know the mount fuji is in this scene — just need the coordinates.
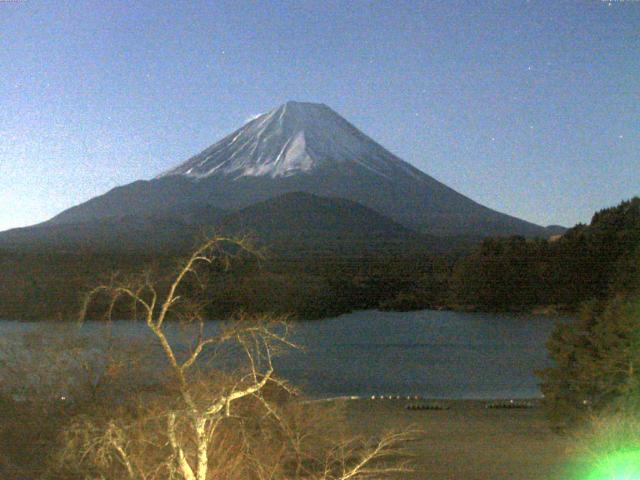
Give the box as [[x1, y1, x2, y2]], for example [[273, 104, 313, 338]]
[[2, 101, 558, 251]]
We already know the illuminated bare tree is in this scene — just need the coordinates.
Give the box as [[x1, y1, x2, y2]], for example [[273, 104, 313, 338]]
[[59, 236, 417, 480]]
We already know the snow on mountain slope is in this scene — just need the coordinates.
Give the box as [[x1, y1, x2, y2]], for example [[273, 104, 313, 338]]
[[38, 100, 552, 238], [159, 101, 424, 182]]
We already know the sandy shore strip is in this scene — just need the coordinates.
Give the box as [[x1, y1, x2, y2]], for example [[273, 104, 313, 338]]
[[327, 397, 580, 480]]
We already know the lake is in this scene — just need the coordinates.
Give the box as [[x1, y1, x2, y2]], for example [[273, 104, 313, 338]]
[[0, 309, 559, 399]]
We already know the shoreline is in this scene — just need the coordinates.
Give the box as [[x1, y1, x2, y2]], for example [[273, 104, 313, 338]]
[[340, 396, 573, 479], [0, 302, 573, 323], [304, 395, 544, 403]]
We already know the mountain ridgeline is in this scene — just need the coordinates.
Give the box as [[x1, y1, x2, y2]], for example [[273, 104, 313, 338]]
[[5, 100, 559, 255]]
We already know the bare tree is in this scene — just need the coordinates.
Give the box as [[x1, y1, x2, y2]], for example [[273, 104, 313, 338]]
[[54, 236, 417, 480], [0, 323, 153, 480]]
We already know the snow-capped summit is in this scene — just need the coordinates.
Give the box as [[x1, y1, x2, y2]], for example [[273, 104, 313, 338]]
[[159, 101, 421, 181], [41, 100, 553, 238]]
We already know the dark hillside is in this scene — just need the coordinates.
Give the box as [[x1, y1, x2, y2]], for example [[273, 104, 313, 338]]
[[450, 197, 640, 311]]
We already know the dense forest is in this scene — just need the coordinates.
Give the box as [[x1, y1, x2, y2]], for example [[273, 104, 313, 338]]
[[535, 199, 640, 429], [450, 197, 640, 312], [0, 247, 452, 321], [0, 197, 637, 321]]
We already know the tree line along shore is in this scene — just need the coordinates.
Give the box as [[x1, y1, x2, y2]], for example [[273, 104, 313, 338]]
[[0, 197, 637, 322]]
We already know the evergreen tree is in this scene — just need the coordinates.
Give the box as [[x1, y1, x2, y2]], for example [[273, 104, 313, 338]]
[[539, 295, 640, 429]]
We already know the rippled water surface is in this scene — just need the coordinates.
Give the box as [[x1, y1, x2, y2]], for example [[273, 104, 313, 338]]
[[1, 309, 560, 399]]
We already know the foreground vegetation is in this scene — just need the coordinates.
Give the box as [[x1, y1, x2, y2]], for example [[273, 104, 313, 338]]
[[0, 237, 417, 479], [540, 294, 640, 429], [534, 200, 640, 477]]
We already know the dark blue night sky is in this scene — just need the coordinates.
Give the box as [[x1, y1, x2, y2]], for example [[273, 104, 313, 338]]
[[1, 0, 638, 231]]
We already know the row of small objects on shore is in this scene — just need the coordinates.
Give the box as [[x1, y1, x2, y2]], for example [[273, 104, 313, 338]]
[[368, 395, 451, 410], [370, 395, 424, 400], [305, 396, 539, 409], [484, 400, 536, 409], [404, 399, 537, 411], [405, 402, 450, 411]]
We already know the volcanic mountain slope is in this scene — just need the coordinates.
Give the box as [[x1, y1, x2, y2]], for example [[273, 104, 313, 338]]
[[0, 211, 221, 252], [218, 191, 434, 255], [0, 192, 436, 254], [30, 101, 554, 238]]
